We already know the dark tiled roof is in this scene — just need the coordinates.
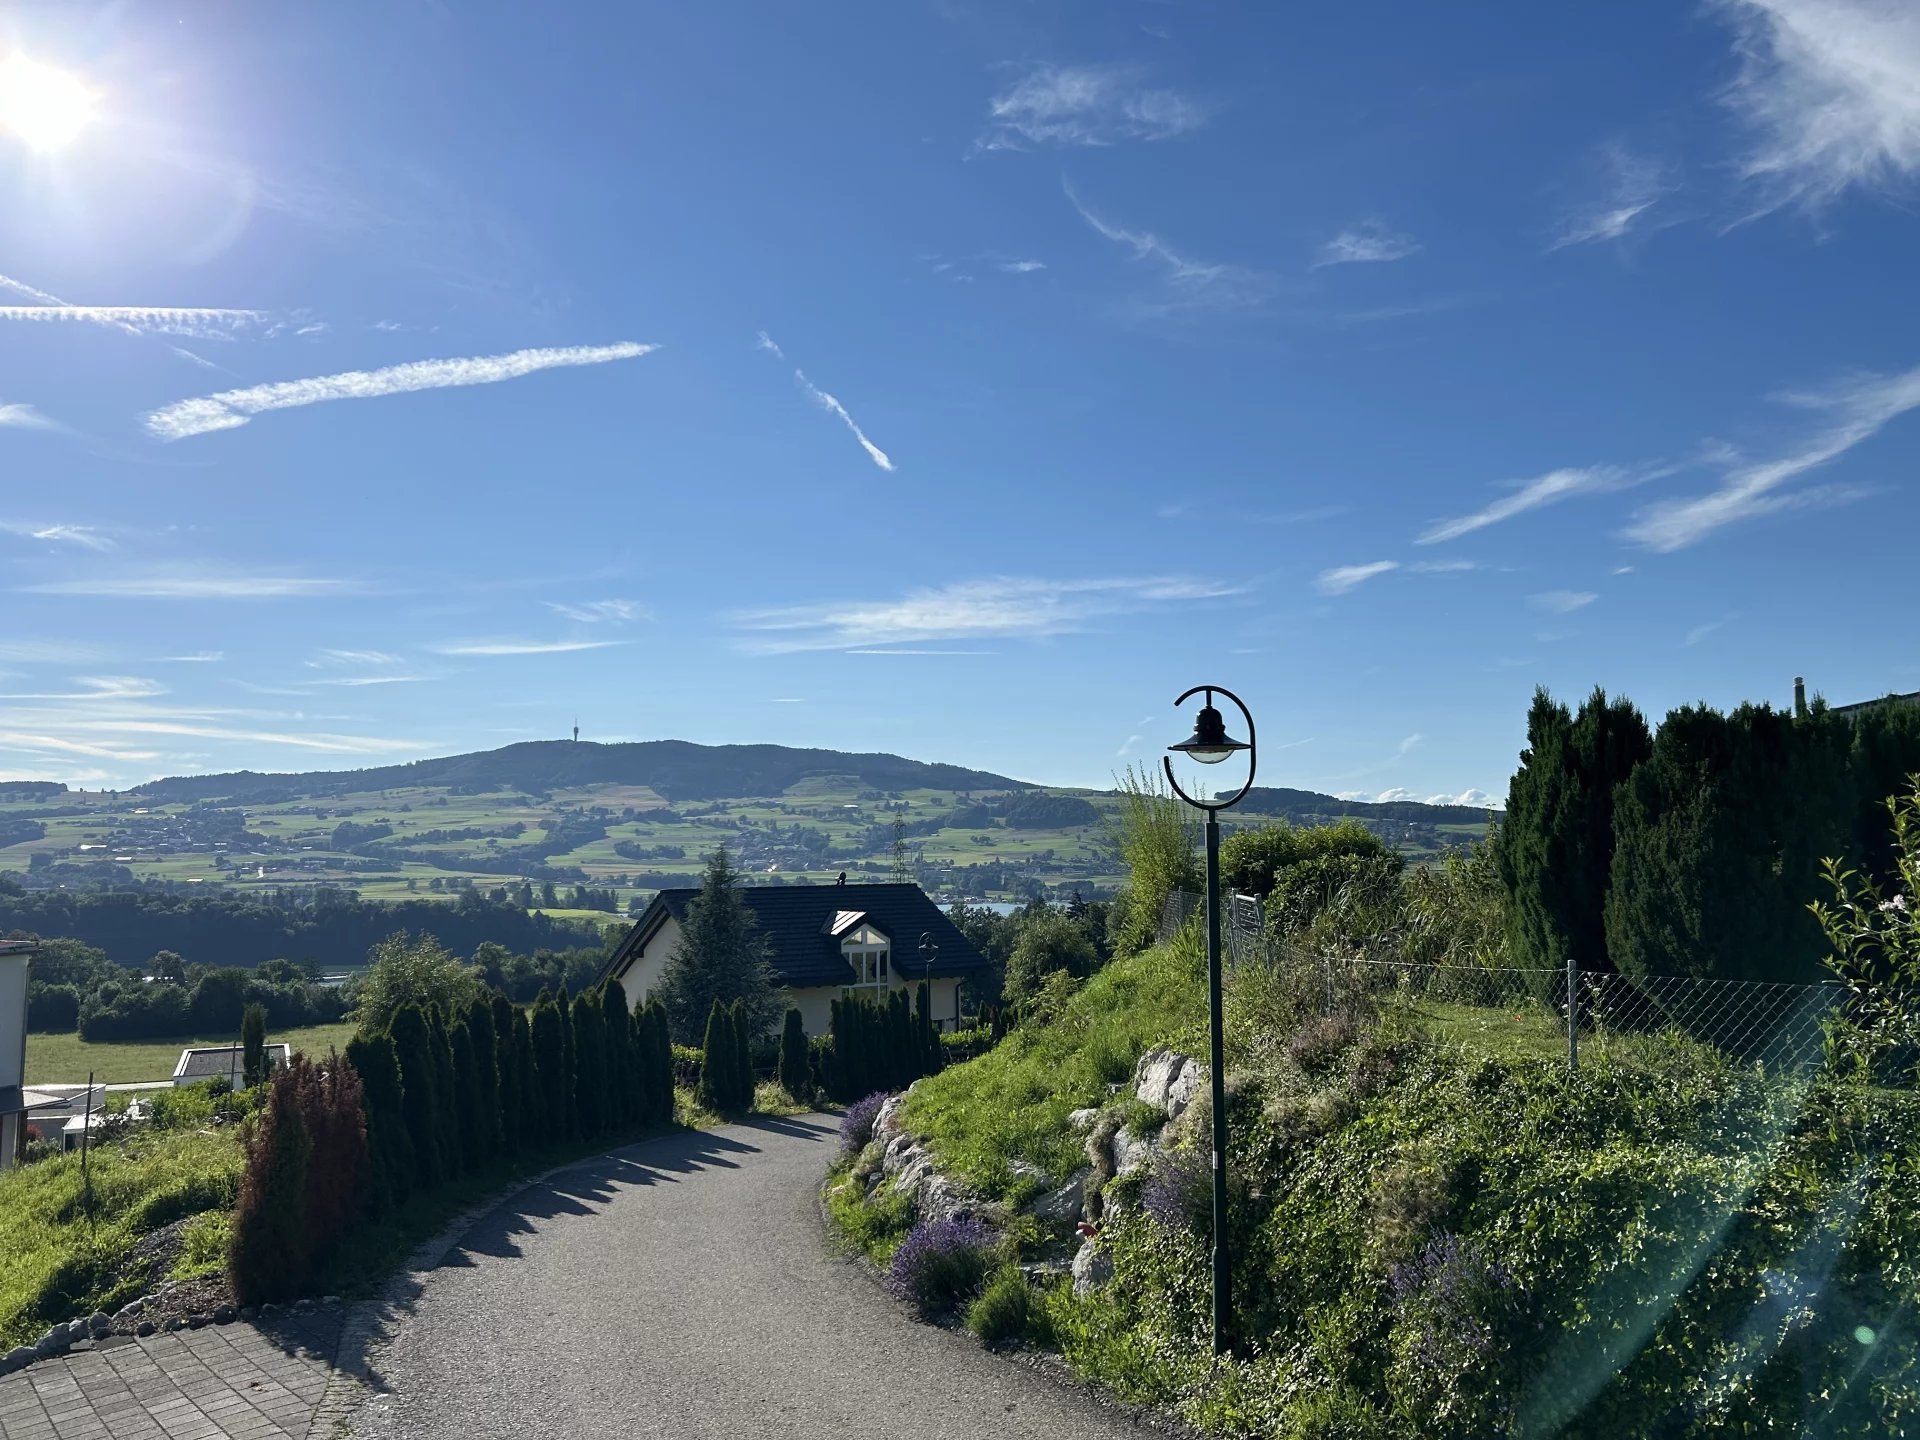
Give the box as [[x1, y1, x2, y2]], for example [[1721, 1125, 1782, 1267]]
[[605, 882, 989, 989], [172, 1044, 291, 1081]]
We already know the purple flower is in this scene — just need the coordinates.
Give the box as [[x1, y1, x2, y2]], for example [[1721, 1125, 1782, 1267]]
[[1141, 1147, 1213, 1236], [839, 1091, 889, 1157], [887, 1216, 998, 1316], [1389, 1231, 1520, 1370]]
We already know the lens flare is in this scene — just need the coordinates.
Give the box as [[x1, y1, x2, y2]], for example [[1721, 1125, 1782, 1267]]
[[0, 53, 98, 153]]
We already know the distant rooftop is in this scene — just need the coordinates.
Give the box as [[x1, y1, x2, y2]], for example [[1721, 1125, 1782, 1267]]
[[172, 1043, 291, 1083]]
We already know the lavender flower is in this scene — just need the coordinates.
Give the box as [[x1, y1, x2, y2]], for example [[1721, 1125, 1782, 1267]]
[[1141, 1147, 1213, 1236], [1389, 1230, 1519, 1370], [887, 1216, 998, 1316], [839, 1091, 889, 1157]]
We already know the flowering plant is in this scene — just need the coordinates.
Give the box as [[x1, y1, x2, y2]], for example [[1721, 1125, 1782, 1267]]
[[838, 1091, 889, 1158], [887, 1216, 998, 1316], [1810, 781, 1920, 1081]]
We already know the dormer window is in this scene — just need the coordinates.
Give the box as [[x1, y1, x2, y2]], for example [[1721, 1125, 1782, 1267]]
[[841, 923, 890, 988]]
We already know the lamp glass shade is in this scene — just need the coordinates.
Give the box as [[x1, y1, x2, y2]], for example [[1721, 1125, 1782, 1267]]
[[1168, 704, 1249, 766]]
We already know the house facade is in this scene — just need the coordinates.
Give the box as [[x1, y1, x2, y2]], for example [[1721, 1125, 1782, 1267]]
[[0, 940, 32, 1171], [602, 881, 987, 1036]]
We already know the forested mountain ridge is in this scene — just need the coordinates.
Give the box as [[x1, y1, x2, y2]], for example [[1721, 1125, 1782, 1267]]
[[122, 738, 1036, 805]]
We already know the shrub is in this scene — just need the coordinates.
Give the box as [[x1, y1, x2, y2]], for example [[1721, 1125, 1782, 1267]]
[[966, 1264, 1050, 1349], [240, 1002, 269, 1088], [887, 1216, 998, 1317], [1140, 1146, 1212, 1237], [227, 1065, 313, 1305], [343, 1031, 411, 1212], [730, 998, 754, 1111], [385, 1004, 444, 1190], [352, 932, 483, 1036], [698, 999, 736, 1113], [839, 1091, 888, 1157]]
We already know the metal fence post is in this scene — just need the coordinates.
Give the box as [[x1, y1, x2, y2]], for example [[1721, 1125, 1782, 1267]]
[[1566, 952, 1579, 1073]]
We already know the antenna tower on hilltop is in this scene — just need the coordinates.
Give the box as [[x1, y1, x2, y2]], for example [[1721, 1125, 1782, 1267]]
[[572, 718, 579, 743]]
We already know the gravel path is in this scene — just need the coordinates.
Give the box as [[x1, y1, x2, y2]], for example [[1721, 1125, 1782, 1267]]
[[347, 1114, 1154, 1440]]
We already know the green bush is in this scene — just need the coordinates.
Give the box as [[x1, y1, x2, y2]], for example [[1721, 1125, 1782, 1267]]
[[778, 1007, 811, 1101], [967, 1264, 1050, 1349]]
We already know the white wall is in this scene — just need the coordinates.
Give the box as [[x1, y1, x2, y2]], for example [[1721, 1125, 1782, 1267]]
[[612, 915, 681, 1015], [0, 952, 28, 1092]]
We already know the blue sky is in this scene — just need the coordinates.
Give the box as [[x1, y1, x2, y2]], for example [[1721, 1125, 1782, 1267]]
[[0, 1, 1916, 802]]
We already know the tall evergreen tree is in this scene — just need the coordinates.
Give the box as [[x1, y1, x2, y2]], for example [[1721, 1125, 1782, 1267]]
[[730, 998, 755, 1109], [699, 999, 735, 1113], [512, 1006, 541, 1146], [1496, 686, 1651, 978], [777, 1007, 809, 1100], [344, 1031, 412, 1211], [489, 992, 520, 1157], [425, 1005, 464, 1175], [463, 996, 501, 1164], [386, 1004, 443, 1189], [654, 846, 780, 1042], [645, 998, 675, 1124], [570, 988, 606, 1136], [601, 983, 632, 1130], [241, 1002, 269, 1088], [530, 994, 568, 1126], [448, 1020, 486, 1174], [555, 986, 577, 1139]]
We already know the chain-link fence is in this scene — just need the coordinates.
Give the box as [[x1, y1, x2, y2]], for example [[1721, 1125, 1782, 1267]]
[[1159, 888, 1845, 1079]]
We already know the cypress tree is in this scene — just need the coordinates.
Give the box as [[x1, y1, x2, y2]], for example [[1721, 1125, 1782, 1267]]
[[777, 1007, 809, 1101], [490, 993, 519, 1157], [699, 999, 733, 1113], [426, 1005, 464, 1176], [555, 986, 577, 1139], [570, 989, 605, 1136], [601, 983, 632, 1130], [463, 997, 501, 1164], [386, 1004, 443, 1190], [646, 999, 675, 1124], [1496, 686, 1651, 980], [227, 1065, 312, 1305], [530, 994, 568, 1129], [731, 998, 755, 1110], [344, 1031, 412, 1212], [448, 1021, 485, 1174], [512, 1006, 540, 1148], [241, 1002, 269, 1088]]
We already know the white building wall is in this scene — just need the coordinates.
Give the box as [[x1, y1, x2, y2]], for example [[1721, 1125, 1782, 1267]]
[[0, 952, 27, 1093]]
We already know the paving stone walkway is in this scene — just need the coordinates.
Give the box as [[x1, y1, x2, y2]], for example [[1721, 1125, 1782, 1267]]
[[0, 1311, 344, 1440]]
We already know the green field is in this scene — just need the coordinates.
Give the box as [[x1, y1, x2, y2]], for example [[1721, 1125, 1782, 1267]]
[[26, 1022, 358, 1085]]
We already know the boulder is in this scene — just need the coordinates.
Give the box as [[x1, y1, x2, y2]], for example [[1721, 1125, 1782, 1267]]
[[1112, 1126, 1157, 1177], [1067, 1107, 1101, 1133], [136, 1321, 156, 1338], [2, 1345, 34, 1374], [1029, 1169, 1088, 1225], [1134, 1048, 1187, 1109], [86, 1313, 111, 1337], [34, 1330, 69, 1359], [1164, 1062, 1204, 1123], [1071, 1239, 1113, 1297]]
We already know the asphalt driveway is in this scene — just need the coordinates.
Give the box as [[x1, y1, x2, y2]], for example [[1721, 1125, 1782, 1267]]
[[347, 1114, 1156, 1440]]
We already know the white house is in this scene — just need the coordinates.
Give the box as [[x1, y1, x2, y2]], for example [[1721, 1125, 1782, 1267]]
[[0, 939, 35, 1171], [171, 1043, 291, 1088], [601, 881, 987, 1036]]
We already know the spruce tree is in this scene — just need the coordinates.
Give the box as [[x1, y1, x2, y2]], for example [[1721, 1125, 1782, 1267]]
[[344, 1031, 413, 1211], [699, 999, 733, 1113], [386, 1004, 443, 1190], [463, 996, 501, 1164], [570, 988, 605, 1136], [731, 998, 755, 1110], [654, 846, 780, 1042], [777, 1007, 810, 1100], [489, 993, 519, 1157]]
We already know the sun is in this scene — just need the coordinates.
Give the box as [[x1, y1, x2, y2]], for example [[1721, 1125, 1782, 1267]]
[[0, 52, 98, 153]]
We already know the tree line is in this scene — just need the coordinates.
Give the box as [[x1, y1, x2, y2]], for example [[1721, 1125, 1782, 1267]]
[[1497, 687, 1920, 987]]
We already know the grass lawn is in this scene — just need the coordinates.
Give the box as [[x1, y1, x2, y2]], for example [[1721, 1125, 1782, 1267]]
[[0, 1124, 241, 1348], [26, 1022, 358, 1086]]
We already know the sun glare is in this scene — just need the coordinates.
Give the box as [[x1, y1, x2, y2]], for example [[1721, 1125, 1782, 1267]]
[[0, 52, 98, 153]]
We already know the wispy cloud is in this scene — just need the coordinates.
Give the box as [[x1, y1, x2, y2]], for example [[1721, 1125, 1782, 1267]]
[[1409, 559, 1477, 575], [1417, 465, 1642, 544], [0, 640, 109, 664], [158, 651, 223, 663], [757, 333, 896, 472], [308, 648, 401, 668], [1549, 143, 1674, 248], [1065, 184, 1270, 310], [1316, 561, 1399, 596], [998, 259, 1047, 274], [1313, 220, 1421, 268], [1529, 590, 1598, 614], [144, 342, 656, 441], [734, 575, 1241, 653], [59, 719, 425, 755], [0, 402, 62, 432], [0, 521, 112, 550], [979, 63, 1207, 151], [0, 676, 167, 702], [1716, 0, 1920, 211], [1685, 617, 1734, 646], [426, 637, 628, 656], [23, 571, 364, 599], [1, 271, 225, 370], [544, 598, 647, 624], [0, 305, 269, 337], [1624, 363, 1920, 550]]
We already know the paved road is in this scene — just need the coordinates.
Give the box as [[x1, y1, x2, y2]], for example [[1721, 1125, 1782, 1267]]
[[348, 1114, 1152, 1440]]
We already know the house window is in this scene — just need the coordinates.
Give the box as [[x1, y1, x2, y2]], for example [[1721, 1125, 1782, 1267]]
[[841, 924, 891, 988]]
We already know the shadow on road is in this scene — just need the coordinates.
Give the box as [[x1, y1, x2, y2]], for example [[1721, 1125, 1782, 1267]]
[[339, 1115, 838, 1399]]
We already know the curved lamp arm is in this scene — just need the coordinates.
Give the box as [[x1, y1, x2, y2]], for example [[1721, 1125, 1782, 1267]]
[[1161, 683, 1257, 813]]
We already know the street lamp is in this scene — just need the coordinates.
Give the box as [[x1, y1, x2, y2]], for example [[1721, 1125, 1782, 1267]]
[[1162, 683, 1256, 1357], [918, 932, 944, 1032]]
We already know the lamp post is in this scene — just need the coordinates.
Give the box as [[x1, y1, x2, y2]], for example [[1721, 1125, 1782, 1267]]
[[1162, 683, 1256, 1357]]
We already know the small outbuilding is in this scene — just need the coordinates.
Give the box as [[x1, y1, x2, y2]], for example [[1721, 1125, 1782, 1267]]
[[171, 1043, 291, 1088]]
